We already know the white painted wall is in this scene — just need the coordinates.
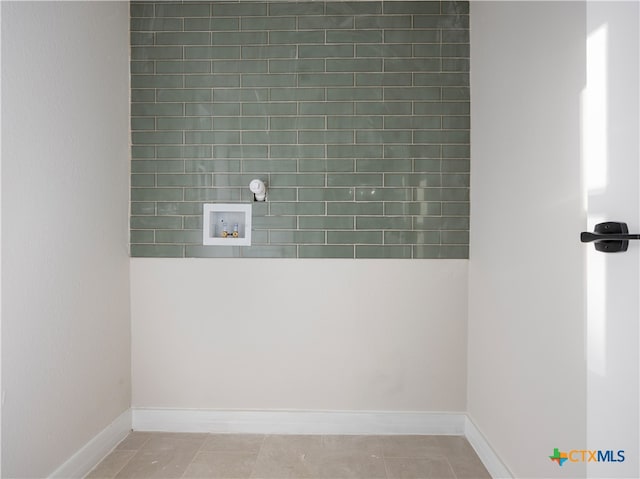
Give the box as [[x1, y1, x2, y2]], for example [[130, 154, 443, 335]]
[[1, 2, 131, 477], [468, 2, 587, 478], [131, 259, 468, 412]]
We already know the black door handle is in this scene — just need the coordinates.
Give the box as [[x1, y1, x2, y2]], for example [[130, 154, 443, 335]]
[[581, 222, 640, 252]]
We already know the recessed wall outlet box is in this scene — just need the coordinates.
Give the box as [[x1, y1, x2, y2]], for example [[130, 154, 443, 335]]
[[203, 203, 252, 246]]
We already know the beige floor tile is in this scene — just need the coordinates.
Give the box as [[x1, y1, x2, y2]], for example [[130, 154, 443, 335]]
[[384, 456, 456, 479], [378, 436, 443, 459], [85, 450, 136, 479], [310, 452, 387, 479], [116, 432, 153, 451], [115, 451, 198, 479], [250, 435, 322, 479], [200, 434, 265, 454], [182, 451, 258, 479], [140, 433, 208, 453]]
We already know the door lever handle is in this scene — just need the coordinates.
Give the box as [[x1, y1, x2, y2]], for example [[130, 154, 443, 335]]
[[580, 221, 640, 253]]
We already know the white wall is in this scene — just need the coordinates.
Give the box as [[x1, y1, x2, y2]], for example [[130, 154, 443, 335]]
[[131, 259, 468, 412], [1, 2, 131, 477], [468, 2, 587, 478]]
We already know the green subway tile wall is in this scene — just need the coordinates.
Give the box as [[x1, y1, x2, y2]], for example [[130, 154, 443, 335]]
[[130, 1, 470, 258]]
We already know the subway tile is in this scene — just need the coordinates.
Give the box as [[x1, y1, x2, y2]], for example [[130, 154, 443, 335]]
[[384, 30, 440, 44], [355, 16, 411, 29], [299, 45, 354, 58], [384, 173, 441, 187], [355, 187, 412, 201], [441, 159, 469, 173], [242, 159, 297, 172], [442, 43, 470, 57], [298, 16, 354, 30], [156, 89, 212, 102], [299, 131, 354, 145], [414, 15, 469, 29], [156, 62, 210, 74], [414, 130, 469, 144], [185, 103, 240, 116], [270, 174, 326, 187], [131, 46, 182, 60], [131, 18, 182, 32], [299, 159, 354, 173], [327, 144, 382, 158], [299, 102, 354, 116], [156, 117, 212, 130], [185, 160, 242, 173], [185, 131, 240, 145], [414, 73, 469, 86], [328, 30, 382, 43], [327, 115, 382, 129], [131, 202, 156, 215], [327, 59, 382, 72], [442, 29, 470, 43], [185, 18, 239, 32], [355, 101, 412, 115], [185, 75, 240, 88], [131, 118, 155, 131], [442, 230, 469, 244], [155, 3, 210, 17], [384, 116, 441, 129], [356, 159, 412, 172], [326, 2, 381, 14], [131, 230, 155, 243], [264, 187, 297, 201], [356, 216, 411, 230], [328, 231, 381, 244], [417, 216, 469, 230], [242, 45, 297, 59], [356, 245, 412, 258], [271, 145, 325, 159], [241, 131, 297, 144], [442, 58, 470, 72], [270, 202, 326, 216], [156, 32, 210, 45], [211, 174, 257, 187], [131, 244, 184, 257], [384, 59, 441, 72], [385, 230, 440, 245], [157, 146, 213, 158], [213, 117, 268, 130], [132, 160, 184, 173], [242, 102, 296, 115], [270, 231, 325, 244], [269, 60, 325, 74], [384, 145, 441, 158], [299, 245, 354, 258], [130, 215, 182, 230], [130, 3, 154, 18], [185, 245, 242, 258], [442, 116, 470, 129], [383, 86, 442, 101], [299, 216, 354, 230], [157, 202, 203, 215], [442, 145, 470, 158], [327, 173, 382, 187], [442, 173, 469, 187], [299, 74, 354, 87], [384, 202, 442, 216], [213, 3, 268, 16], [327, 201, 383, 215], [414, 101, 469, 115], [355, 73, 412, 86], [413, 44, 442, 57], [299, 188, 354, 201], [212, 60, 268, 73], [356, 44, 412, 57], [155, 230, 202, 244], [356, 130, 412, 144], [442, 202, 469, 216], [213, 88, 268, 101], [131, 146, 156, 159], [440, 187, 469, 201], [270, 116, 325, 129], [131, 173, 155, 186], [241, 16, 296, 31], [241, 246, 298, 258], [413, 245, 468, 258], [132, 131, 183, 145], [185, 46, 240, 59], [383, 1, 440, 14], [242, 74, 296, 87], [211, 32, 268, 45], [269, 3, 324, 15], [183, 216, 203, 230], [184, 188, 242, 201], [443, 1, 470, 14], [131, 103, 184, 116], [131, 187, 183, 202], [131, 75, 183, 88], [131, 32, 154, 46], [213, 145, 267, 159], [252, 216, 297, 230], [270, 31, 325, 44], [131, 87, 155, 100], [413, 187, 443, 201], [157, 174, 212, 187], [443, 87, 470, 100]]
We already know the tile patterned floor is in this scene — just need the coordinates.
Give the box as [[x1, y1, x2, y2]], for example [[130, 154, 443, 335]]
[[86, 432, 491, 479]]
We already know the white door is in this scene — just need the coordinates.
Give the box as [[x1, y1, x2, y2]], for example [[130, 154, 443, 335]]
[[584, 2, 639, 477]]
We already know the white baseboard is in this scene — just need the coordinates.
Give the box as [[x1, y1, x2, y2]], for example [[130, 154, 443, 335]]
[[132, 408, 466, 436], [49, 409, 132, 479], [464, 416, 513, 479]]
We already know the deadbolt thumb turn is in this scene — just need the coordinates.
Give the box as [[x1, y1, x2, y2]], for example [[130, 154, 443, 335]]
[[580, 222, 640, 253]]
